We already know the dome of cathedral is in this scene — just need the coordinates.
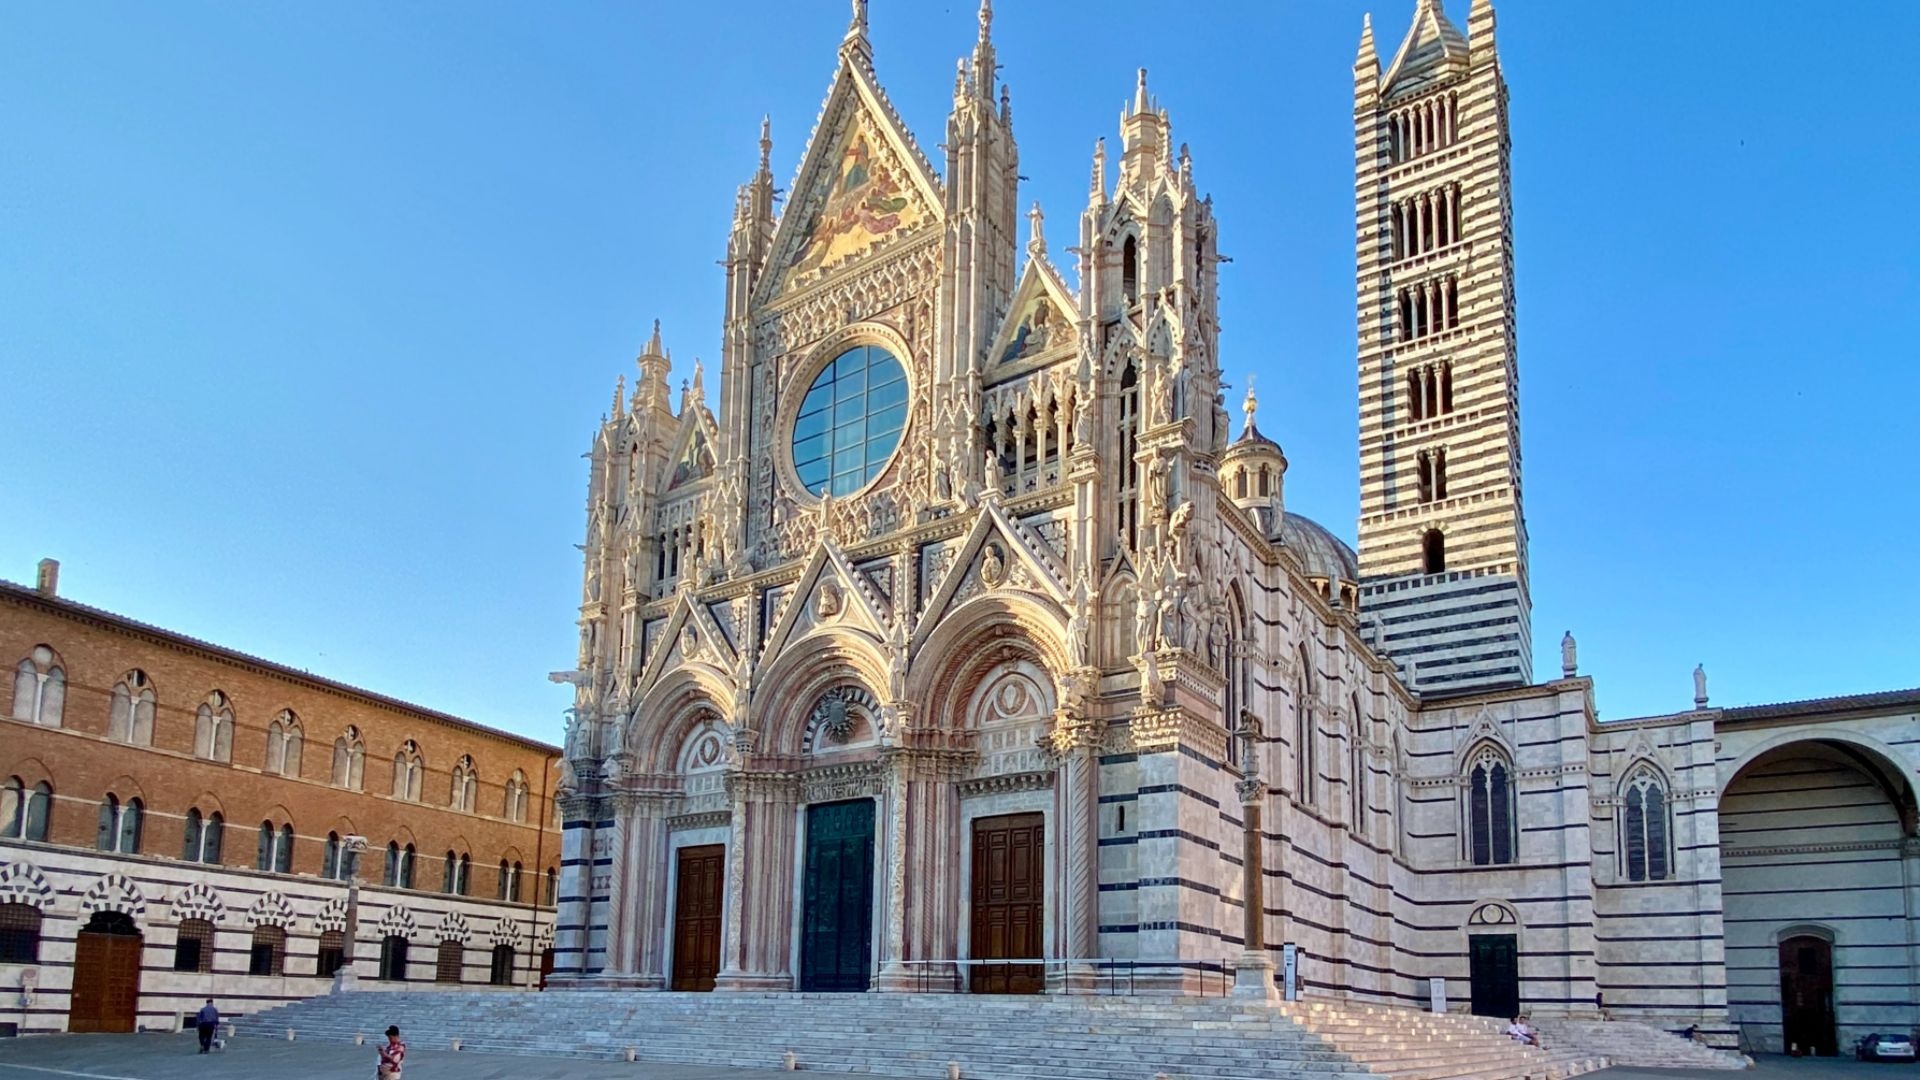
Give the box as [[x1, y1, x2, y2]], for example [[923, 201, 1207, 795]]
[[1274, 512, 1360, 584], [1223, 417, 1283, 460]]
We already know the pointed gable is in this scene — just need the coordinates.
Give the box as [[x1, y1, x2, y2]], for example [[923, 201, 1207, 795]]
[[663, 405, 719, 492], [985, 253, 1078, 382], [760, 538, 892, 663], [760, 57, 944, 299], [915, 503, 1070, 647], [1382, 0, 1470, 98]]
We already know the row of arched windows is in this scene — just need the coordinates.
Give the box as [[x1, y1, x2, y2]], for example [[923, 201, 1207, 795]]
[[1390, 184, 1462, 261], [1406, 361, 1454, 421], [1397, 276, 1461, 343], [9, 648, 536, 823], [1386, 91, 1459, 165]]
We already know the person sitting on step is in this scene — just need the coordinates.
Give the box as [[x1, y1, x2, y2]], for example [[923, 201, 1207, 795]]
[[1506, 1015, 1539, 1047]]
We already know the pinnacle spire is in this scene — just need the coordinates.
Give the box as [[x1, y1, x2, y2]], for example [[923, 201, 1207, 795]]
[[690, 359, 706, 403], [644, 319, 664, 358], [1026, 201, 1046, 258], [1089, 137, 1107, 202], [1242, 374, 1257, 436], [613, 374, 626, 419], [841, 0, 871, 64], [1356, 13, 1378, 67], [1132, 68, 1150, 117], [758, 116, 772, 176]]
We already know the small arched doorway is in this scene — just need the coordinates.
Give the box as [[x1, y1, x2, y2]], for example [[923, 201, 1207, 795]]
[[70, 911, 142, 1033], [378, 935, 409, 981], [1779, 933, 1836, 1056], [1465, 902, 1521, 1018]]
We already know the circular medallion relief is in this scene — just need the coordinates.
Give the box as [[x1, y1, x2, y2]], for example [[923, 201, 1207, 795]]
[[790, 344, 908, 497]]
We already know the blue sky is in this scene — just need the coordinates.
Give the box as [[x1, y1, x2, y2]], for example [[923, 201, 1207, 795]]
[[4, 1, 1915, 743]]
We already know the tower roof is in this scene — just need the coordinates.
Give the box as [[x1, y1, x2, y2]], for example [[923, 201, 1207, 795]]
[[1381, 0, 1470, 95]]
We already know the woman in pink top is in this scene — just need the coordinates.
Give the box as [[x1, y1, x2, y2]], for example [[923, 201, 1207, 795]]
[[377, 1025, 406, 1079]]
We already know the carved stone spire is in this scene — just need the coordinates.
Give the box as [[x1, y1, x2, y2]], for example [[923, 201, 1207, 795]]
[[1089, 137, 1107, 204], [1027, 201, 1046, 259]]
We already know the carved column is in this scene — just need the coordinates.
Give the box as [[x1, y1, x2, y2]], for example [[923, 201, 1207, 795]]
[[713, 769, 799, 991], [597, 786, 637, 978], [1050, 710, 1105, 987], [875, 752, 914, 990], [1233, 772, 1278, 1001], [624, 792, 674, 988]]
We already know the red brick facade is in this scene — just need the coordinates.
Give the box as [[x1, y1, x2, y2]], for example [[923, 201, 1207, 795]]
[[0, 579, 561, 897]]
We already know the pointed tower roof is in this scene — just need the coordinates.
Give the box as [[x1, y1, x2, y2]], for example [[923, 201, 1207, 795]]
[[1356, 13, 1379, 72], [1381, 0, 1470, 95]]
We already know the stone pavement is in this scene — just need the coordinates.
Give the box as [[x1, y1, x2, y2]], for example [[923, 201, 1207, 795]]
[[0, 1032, 798, 1080]]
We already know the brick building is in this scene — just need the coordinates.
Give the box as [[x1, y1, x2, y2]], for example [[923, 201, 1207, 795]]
[[0, 561, 561, 1035]]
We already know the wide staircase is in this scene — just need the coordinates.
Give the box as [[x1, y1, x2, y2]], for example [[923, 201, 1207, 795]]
[[235, 991, 1614, 1080], [1532, 1018, 1749, 1070]]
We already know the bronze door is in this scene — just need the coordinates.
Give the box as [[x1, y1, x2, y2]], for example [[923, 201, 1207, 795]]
[[1780, 935, 1837, 1056], [970, 812, 1044, 994], [671, 844, 725, 991], [70, 913, 142, 1033]]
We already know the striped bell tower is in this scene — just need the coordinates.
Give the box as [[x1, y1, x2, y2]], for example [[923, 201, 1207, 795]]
[[1354, 0, 1531, 691]]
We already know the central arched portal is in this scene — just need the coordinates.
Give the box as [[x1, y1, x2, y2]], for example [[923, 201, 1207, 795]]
[[69, 911, 141, 1033], [800, 798, 877, 991]]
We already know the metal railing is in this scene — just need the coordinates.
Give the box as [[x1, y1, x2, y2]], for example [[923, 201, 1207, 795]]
[[895, 957, 1239, 997]]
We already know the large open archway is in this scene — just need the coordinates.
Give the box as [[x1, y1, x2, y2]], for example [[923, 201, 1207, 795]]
[[1719, 738, 1917, 1055]]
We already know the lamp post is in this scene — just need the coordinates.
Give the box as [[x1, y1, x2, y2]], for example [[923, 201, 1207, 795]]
[[336, 834, 370, 992]]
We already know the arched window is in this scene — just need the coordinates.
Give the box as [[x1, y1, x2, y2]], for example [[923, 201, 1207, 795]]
[[249, 925, 286, 976], [108, 670, 156, 745], [174, 918, 215, 973], [1296, 646, 1316, 806], [489, 943, 516, 986], [194, 692, 235, 763], [543, 867, 558, 906], [1421, 529, 1446, 575], [1350, 694, 1367, 833], [257, 821, 293, 873], [1116, 360, 1141, 550], [317, 929, 348, 978], [436, 939, 464, 983], [384, 841, 415, 888], [1417, 451, 1434, 502], [332, 728, 366, 789], [1121, 234, 1140, 305], [379, 935, 409, 981], [12, 645, 66, 727], [0, 902, 43, 963], [2, 777, 52, 842], [266, 710, 303, 777], [450, 756, 477, 812], [1466, 746, 1515, 866], [391, 741, 424, 802], [443, 850, 472, 894], [183, 808, 223, 863], [1622, 770, 1672, 882], [97, 794, 142, 854], [1433, 447, 1448, 500], [504, 771, 529, 823], [1439, 362, 1454, 414], [497, 860, 512, 901]]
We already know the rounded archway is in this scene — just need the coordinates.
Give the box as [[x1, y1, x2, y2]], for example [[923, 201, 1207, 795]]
[[1719, 738, 1916, 1055]]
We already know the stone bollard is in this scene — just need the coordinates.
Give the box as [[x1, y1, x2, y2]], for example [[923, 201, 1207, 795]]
[[226, 1023, 236, 1039], [451, 1039, 462, 1052], [948, 1062, 961, 1080], [626, 1047, 638, 1062], [286, 1028, 296, 1042], [783, 1050, 799, 1071], [355, 1033, 366, 1046]]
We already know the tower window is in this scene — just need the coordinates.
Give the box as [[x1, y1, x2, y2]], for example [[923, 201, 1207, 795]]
[[1434, 448, 1448, 500], [1416, 451, 1433, 503], [1121, 235, 1140, 305], [1421, 529, 1445, 575], [1467, 748, 1515, 866]]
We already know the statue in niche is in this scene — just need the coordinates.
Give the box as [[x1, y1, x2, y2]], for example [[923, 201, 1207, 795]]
[[1073, 391, 1095, 448], [1139, 654, 1163, 705], [888, 620, 910, 701], [1145, 450, 1170, 519], [815, 580, 843, 620], [1168, 498, 1194, 572], [1149, 364, 1173, 426], [983, 447, 1004, 497], [981, 542, 1007, 588], [1066, 572, 1092, 669], [1134, 583, 1158, 653]]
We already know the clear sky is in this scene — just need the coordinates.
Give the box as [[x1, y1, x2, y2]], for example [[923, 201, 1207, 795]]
[[4, 1, 1915, 744]]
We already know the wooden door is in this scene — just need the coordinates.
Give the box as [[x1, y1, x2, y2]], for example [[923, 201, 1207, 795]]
[[671, 844, 725, 991], [1780, 935, 1837, 1055], [800, 799, 875, 992], [970, 813, 1044, 994], [70, 913, 141, 1033], [1468, 933, 1519, 1018]]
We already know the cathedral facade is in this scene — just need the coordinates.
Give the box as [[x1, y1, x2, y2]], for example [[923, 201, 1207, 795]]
[[551, 0, 1920, 1055]]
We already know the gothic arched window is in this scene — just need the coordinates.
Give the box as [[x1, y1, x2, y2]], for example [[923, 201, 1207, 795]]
[[12, 645, 65, 727], [1350, 694, 1367, 833], [1, 778, 52, 843], [194, 691, 235, 763], [450, 756, 477, 812], [267, 710, 303, 777], [1466, 746, 1515, 866], [392, 741, 424, 802], [107, 670, 156, 745], [1121, 234, 1140, 305], [97, 794, 142, 854], [504, 770, 529, 822], [1622, 770, 1671, 882], [182, 807, 224, 863], [1296, 646, 1316, 806], [332, 727, 366, 789]]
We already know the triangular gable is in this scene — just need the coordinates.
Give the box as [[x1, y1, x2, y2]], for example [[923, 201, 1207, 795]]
[[637, 592, 739, 693], [985, 255, 1078, 375], [759, 59, 944, 300], [1382, 0, 1469, 96], [761, 537, 891, 662], [914, 502, 1070, 649], [663, 405, 719, 492]]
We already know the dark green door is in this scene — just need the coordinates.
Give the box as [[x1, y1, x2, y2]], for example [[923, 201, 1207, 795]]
[[801, 799, 875, 992], [1469, 934, 1519, 1018]]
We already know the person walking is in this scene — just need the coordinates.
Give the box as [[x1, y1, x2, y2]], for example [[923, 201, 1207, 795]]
[[194, 999, 219, 1053], [376, 1024, 406, 1079]]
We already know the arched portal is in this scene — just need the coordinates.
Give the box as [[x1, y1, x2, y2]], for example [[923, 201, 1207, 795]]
[[69, 911, 142, 1033], [1719, 738, 1916, 1054]]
